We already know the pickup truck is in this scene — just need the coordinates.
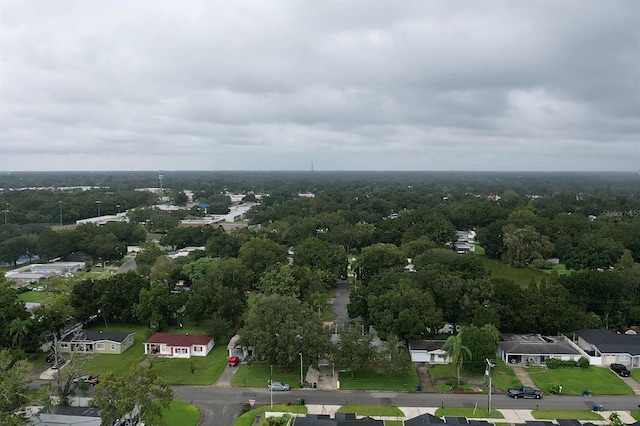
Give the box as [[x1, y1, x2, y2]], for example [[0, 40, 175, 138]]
[[508, 386, 543, 399]]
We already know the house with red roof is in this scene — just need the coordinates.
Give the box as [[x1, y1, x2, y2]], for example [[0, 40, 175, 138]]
[[143, 333, 215, 358]]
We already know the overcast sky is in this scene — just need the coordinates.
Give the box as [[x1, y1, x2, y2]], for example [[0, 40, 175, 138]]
[[1, 1, 638, 172]]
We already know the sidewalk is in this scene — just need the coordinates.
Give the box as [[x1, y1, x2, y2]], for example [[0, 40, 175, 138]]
[[299, 404, 638, 425]]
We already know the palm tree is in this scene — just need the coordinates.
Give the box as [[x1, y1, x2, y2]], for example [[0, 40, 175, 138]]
[[442, 333, 472, 387], [9, 318, 31, 349]]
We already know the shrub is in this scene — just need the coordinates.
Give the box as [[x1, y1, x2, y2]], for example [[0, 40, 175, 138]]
[[548, 383, 562, 394], [577, 357, 590, 369], [545, 358, 579, 369]]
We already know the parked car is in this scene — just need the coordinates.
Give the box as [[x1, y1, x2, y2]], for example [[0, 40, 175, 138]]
[[73, 375, 100, 386], [508, 386, 543, 399], [228, 356, 240, 367], [268, 381, 291, 391], [46, 353, 56, 364], [610, 363, 631, 377]]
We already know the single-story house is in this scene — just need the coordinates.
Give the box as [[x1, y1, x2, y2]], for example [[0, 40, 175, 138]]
[[29, 406, 102, 426], [408, 340, 449, 364], [58, 330, 135, 355], [498, 334, 588, 366], [573, 329, 640, 368], [144, 333, 214, 359], [453, 242, 475, 254], [293, 413, 382, 425]]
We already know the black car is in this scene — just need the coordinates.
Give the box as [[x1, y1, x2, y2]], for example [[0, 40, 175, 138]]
[[507, 386, 543, 399], [610, 363, 631, 377]]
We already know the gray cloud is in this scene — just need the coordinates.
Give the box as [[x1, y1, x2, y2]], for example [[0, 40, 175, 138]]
[[1, 0, 638, 171]]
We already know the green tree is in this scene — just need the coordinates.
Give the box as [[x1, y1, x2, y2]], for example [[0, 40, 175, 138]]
[[502, 224, 554, 268], [238, 237, 288, 281], [359, 243, 406, 281], [442, 333, 472, 386], [8, 319, 30, 349], [459, 325, 499, 374], [92, 364, 173, 426], [376, 334, 412, 376], [239, 295, 331, 367], [332, 326, 375, 378], [135, 283, 183, 331], [0, 350, 43, 425], [294, 237, 347, 279], [258, 264, 299, 297]]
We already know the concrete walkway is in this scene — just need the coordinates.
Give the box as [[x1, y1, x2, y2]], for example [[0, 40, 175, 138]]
[[511, 366, 537, 388], [295, 404, 638, 425]]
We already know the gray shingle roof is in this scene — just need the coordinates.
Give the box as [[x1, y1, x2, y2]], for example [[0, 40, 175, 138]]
[[498, 334, 583, 356], [575, 329, 640, 356]]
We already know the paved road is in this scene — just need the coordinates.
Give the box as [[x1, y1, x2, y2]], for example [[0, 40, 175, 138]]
[[173, 385, 640, 419], [332, 279, 350, 322], [117, 258, 137, 274]]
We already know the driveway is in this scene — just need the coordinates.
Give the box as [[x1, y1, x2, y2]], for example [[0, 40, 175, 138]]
[[331, 279, 350, 322], [117, 258, 137, 274]]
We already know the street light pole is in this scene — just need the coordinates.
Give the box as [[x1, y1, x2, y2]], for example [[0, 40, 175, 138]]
[[485, 358, 495, 415], [299, 352, 304, 384], [96, 200, 102, 218]]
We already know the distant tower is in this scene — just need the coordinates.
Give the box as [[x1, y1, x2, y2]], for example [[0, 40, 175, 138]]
[[311, 160, 314, 172], [158, 170, 164, 197]]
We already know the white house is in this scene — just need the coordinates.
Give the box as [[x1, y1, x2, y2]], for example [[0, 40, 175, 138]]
[[498, 334, 588, 366], [573, 329, 640, 368], [143, 333, 214, 358], [408, 340, 449, 364]]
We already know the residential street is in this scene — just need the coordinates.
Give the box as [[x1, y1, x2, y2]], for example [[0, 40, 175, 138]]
[[172, 385, 640, 425]]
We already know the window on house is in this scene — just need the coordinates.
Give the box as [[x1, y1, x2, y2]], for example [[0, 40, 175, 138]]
[[96, 343, 105, 350], [194, 346, 202, 352], [60, 343, 68, 348], [111, 344, 116, 350], [174, 348, 188, 354]]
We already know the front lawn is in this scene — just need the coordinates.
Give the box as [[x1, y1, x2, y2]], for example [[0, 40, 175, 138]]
[[151, 344, 228, 385], [435, 407, 504, 419], [631, 368, 640, 383], [338, 367, 419, 392], [532, 409, 603, 421], [83, 324, 149, 377], [337, 405, 404, 417], [632, 409, 640, 421], [428, 360, 520, 392], [161, 401, 201, 426], [232, 361, 303, 388], [527, 366, 634, 395], [234, 404, 308, 426]]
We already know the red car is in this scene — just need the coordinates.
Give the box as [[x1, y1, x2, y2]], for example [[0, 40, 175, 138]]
[[228, 356, 240, 367]]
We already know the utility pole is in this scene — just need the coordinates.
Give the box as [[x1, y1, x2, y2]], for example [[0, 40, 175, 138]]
[[96, 200, 102, 218], [299, 352, 304, 384], [58, 201, 63, 226], [270, 364, 273, 410], [485, 358, 495, 415], [3, 202, 8, 225]]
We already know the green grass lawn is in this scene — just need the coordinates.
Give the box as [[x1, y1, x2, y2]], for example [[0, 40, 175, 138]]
[[17, 291, 58, 303], [531, 409, 603, 421], [82, 324, 149, 377], [631, 368, 640, 383], [161, 401, 201, 426], [435, 408, 504, 419], [337, 405, 404, 417], [478, 256, 545, 288], [384, 421, 403, 426], [527, 366, 634, 395], [151, 344, 228, 385], [473, 246, 486, 255], [631, 410, 640, 421], [232, 361, 303, 388], [234, 404, 308, 426], [428, 360, 520, 392], [338, 367, 419, 392]]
